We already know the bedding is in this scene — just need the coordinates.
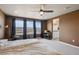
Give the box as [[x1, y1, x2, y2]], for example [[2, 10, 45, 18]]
[[0, 39, 8, 48], [1, 39, 79, 55], [0, 39, 60, 55]]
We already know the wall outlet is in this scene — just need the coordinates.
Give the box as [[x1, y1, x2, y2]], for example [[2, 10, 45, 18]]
[[72, 40, 75, 43]]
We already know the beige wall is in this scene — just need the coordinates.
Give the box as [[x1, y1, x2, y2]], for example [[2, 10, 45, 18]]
[[47, 20, 53, 32], [4, 16, 12, 39], [59, 10, 79, 46], [0, 10, 5, 39], [47, 10, 79, 47]]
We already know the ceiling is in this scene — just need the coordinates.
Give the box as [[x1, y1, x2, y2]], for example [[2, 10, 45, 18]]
[[0, 4, 79, 20]]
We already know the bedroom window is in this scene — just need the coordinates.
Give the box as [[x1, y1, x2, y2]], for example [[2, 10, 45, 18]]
[[26, 20, 34, 38], [15, 20, 24, 36], [35, 21, 41, 34], [13, 18, 42, 39]]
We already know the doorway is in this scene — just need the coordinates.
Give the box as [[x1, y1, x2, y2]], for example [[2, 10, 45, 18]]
[[53, 18, 59, 40]]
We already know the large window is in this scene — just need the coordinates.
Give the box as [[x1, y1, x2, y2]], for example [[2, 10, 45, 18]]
[[13, 18, 42, 39], [15, 20, 24, 36], [35, 21, 41, 34], [26, 20, 34, 38]]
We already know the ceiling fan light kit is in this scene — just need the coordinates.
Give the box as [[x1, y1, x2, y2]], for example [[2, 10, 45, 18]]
[[40, 11, 44, 16], [39, 4, 53, 16]]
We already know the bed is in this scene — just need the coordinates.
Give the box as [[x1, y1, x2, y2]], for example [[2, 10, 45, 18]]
[[0, 39, 60, 55], [1, 39, 79, 55]]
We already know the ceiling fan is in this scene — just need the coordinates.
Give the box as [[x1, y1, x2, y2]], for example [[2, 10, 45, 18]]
[[34, 4, 54, 16], [39, 4, 53, 16]]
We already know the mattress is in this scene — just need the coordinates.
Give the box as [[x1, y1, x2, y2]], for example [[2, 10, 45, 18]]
[[1, 39, 79, 55], [0, 39, 60, 55]]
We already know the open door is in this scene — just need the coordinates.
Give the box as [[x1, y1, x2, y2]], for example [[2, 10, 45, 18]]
[[53, 18, 59, 40]]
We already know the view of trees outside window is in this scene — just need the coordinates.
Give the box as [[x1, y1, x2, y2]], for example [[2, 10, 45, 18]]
[[15, 19, 41, 38], [35, 21, 41, 34], [26, 21, 34, 34], [15, 20, 24, 35]]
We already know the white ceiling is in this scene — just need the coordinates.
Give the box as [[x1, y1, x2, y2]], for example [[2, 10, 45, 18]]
[[0, 4, 79, 20]]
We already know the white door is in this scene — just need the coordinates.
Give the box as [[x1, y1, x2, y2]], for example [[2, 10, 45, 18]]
[[53, 18, 59, 40]]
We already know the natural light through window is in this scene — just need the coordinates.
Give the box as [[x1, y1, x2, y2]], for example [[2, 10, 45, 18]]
[[26, 21, 34, 34], [15, 20, 24, 35], [36, 21, 41, 34]]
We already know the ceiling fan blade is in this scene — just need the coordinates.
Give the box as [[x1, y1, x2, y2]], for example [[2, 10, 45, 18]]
[[26, 10, 40, 12], [43, 10, 54, 12]]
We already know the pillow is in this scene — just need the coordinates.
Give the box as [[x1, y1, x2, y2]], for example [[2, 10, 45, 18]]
[[0, 39, 8, 47]]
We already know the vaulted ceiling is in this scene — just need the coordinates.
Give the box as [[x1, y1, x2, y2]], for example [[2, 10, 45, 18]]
[[0, 4, 79, 20]]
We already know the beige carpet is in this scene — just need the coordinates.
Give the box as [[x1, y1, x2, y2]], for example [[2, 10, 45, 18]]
[[0, 40, 60, 55]]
